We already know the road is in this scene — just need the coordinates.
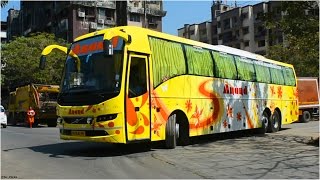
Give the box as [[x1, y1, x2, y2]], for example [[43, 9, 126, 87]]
[[1, 122, 319, 179]]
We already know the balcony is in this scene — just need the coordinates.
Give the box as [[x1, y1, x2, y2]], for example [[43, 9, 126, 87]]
[[96, 1, 116, 9], [72, 1, 116, 9], [145, 8, 167, 17], [128, 6, 144, 14]]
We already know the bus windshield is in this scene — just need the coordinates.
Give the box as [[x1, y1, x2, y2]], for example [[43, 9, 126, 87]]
[[61, 52, 123, 94], [60, 35, 124, 102]]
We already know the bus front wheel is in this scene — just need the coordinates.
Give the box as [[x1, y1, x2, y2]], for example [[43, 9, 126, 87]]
[[165, 114, 178, 149]]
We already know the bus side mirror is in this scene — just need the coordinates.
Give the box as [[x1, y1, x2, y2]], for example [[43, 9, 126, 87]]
[[39, 56, 46, 70], [103, 40, 113, 56]]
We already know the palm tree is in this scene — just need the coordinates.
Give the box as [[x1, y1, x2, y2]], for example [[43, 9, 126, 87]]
[[1, 0, 8, 8]]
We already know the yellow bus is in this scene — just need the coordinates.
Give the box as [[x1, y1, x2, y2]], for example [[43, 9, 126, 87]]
[[40, 26, 298, 149]]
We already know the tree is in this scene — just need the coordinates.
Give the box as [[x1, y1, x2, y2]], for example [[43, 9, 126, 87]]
[[264, 1, 319, 77], [1, 33, 68, 92], [1, 0, 8, 8]]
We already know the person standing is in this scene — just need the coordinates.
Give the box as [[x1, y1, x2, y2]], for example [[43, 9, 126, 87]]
[[27, 107, 35, 128]]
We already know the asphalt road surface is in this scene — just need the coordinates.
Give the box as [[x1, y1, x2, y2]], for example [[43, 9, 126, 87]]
[[1, 122, 319, 179]]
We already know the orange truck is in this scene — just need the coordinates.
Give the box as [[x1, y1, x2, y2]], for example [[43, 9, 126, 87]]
[[297, 77, 320, 122]]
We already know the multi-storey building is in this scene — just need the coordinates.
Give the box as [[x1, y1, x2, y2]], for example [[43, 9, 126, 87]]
[[6, 0, 166, 43], [177, 21, 212, 44], [212, 1, 283, 55], [178, 1, 284, 55]]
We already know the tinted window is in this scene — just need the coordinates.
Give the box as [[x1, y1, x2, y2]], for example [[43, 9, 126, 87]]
[[185, 45, 213, 76], [234, 56, 256, 81], [212, 51, 237, 79]]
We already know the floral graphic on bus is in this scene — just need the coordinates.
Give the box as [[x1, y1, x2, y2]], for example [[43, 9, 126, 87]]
[[185, 99, 192, 113], [223, 119, 228, 129], [227, 104, 233, 118], [191, 105, 203, 127], [236, 112, 242, 121], [277, 86, 283, 99], [270, 86, 276, 96]]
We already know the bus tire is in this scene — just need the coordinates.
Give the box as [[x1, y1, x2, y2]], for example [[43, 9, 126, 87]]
[[177, 114, 190, 146], [258, 111, 268, 134], [165, 114, 177, 149], [300, 110, 311, 123], [269, 110, 280, 133]]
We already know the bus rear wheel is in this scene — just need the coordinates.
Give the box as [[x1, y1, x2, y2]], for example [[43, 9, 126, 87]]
[[269, 110, 280, 133], [259, 111, 269, 134], [165, 114, 178, 149]]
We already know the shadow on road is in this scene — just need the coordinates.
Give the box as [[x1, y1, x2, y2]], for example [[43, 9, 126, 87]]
[[27, 141, 153, 158], [7, 123, 50, 128]]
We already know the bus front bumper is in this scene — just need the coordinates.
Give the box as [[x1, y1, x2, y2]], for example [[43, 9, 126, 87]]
[[59, 127, 123, 143]]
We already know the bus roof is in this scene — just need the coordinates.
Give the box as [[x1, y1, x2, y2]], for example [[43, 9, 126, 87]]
[[74, 26, 293, 68]]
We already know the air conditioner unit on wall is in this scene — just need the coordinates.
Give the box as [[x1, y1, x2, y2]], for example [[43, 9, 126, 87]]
[[90, 22, 97, 29], [78, 11, 85, 18], [98, 19, 104, 24]]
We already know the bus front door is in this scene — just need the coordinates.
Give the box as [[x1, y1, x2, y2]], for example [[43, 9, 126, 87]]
[[125, 54, 151, 142]]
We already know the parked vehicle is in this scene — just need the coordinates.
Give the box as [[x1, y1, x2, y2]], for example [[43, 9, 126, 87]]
[[8, 84, 59, 127], [297, 77, 320, 123], [1, 105, 7, 128]]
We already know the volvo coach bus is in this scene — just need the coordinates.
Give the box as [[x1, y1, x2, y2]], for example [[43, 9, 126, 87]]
[[40, 26, 298, 149]]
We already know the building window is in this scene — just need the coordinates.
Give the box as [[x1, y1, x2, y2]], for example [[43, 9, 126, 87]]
[[190, 30, 195, 35], [243, 27, 249, 35], [235, 30, 239, 37], [241, 12, 248, 19], [212, 25, 217, 34], [200, 29, 206, 35], [217, 21, 221, 28], [130, 13, 140, 22], [232, 16, 238, 24], [255, 12, 264, 20], [223, 19, 230, 29], [215, 10, 221, 17], [244, 41, 249, 47], [258, 40, 265, 47]]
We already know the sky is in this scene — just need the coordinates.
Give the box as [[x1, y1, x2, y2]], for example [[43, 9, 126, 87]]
[[1, 0, 262, 36]]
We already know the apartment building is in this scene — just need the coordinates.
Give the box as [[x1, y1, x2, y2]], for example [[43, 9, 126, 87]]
[[178, 1, 284, 55], [6, 0, 166, 43], [213, 1, 284, 55], [178, 21, 212, 44]]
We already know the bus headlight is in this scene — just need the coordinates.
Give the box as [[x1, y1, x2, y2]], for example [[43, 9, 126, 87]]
[[87, 117, 93, 124]]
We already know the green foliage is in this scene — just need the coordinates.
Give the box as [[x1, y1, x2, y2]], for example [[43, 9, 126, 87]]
[[265, 1, 319, 77], [1, 0, 8, 8], [1, 33, 68, 90]]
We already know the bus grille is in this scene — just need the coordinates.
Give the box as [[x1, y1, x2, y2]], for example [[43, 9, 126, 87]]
[[63, 117, 88, 124]]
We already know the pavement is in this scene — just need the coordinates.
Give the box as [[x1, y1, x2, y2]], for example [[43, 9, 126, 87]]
[[271, 119, 319, 146]]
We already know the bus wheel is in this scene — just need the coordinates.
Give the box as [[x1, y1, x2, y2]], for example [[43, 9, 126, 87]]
[[300, 111, 311, 123], [165, 114, 178, 149], [259, 111, 269, 134], [177, 115, 190, 146], [270, 110, 280, 133]]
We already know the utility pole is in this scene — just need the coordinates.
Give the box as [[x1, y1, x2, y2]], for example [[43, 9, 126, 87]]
[[144, 0, 147, 28], [116, 1, 127, 26]]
